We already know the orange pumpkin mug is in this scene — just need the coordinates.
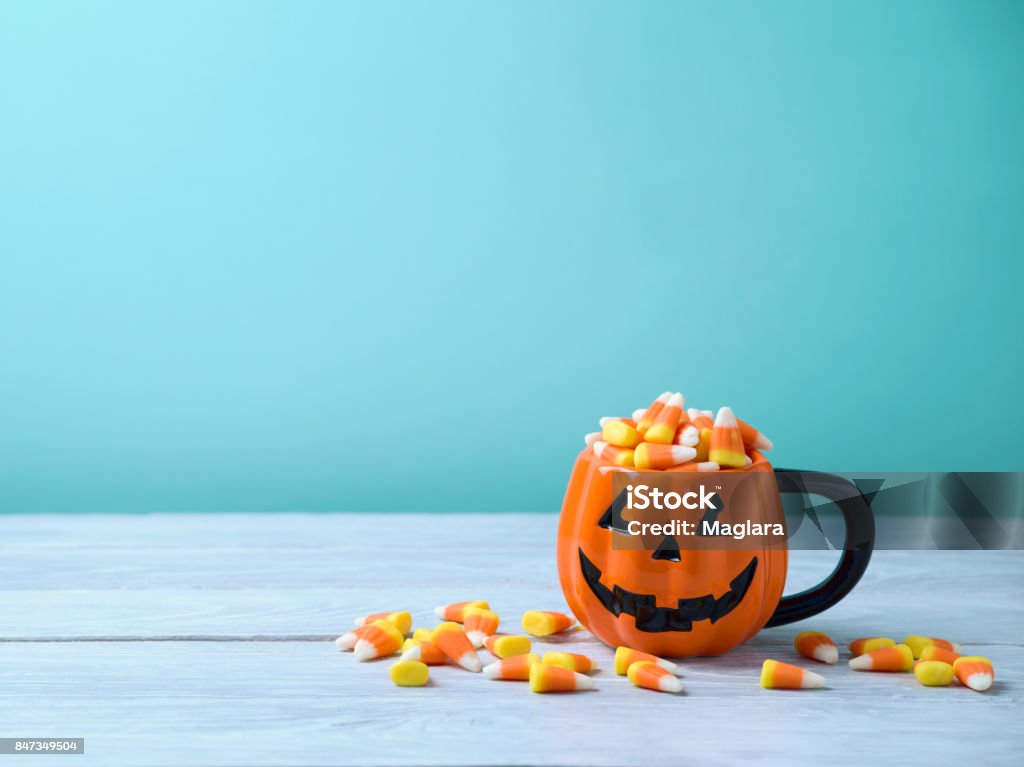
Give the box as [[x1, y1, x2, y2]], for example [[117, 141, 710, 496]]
[[557, 449, 875, 657]]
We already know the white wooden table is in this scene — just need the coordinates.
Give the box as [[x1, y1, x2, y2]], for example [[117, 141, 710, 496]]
[[1, 514, 1021, 766]]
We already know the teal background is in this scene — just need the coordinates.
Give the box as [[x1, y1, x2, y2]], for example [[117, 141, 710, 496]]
[[1, 1, 1022, 513]]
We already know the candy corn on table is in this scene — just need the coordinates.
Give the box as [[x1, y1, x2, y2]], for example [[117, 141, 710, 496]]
[[1, 513, 1022, 766]]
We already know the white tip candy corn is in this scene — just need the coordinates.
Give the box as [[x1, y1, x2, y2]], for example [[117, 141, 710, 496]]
[[529, 662, 595, 693], [794, 631, 838, 664], [628, 661, 683, 693], [431, 622, 482, 672], [760, 659, 826, 689]]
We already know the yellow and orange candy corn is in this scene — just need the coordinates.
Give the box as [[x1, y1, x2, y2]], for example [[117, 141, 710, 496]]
[[431, 622, 482, 672], [521, 610, 576, 636], [904, 635, 962, 659], [760, 659, 826, 689], [354, 610, 412, 635], [737, 418, 773, 451], [601, 419, 642, 448], [953, 656, 994, 692], [919, 645, 961, 665], [674, 422, 699, 447], [794, 631, 838, 664], [694, 427, 712, 462], [644, 393, 685, 444], [484, 634, 532, 659], [687, 409, 714, 431], [848, 643, 913, 672], [335, 623, 373, 651], [636, 392, 672, 434], [541, 652, 598, 673], [634, 443, 696, 470], [848, 637, 895, 656], [353, 619, 405, 661], [709, 406, 746, 468], [389, 660, 429, 687], [463, 607, 500, 648], [628, 661, 683, 693], [400, 638, 448, 666], [529, 661, 595, 693], [600, 416, 636, 428], [593, 441, 634, 467], [914, 660, 954, 687], [482, 653, 539, 681], [613, 646, 678, 675], [433, 600, 489, 623]]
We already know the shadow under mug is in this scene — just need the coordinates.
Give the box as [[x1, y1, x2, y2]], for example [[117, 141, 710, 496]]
[[556, 449, 875, 657]]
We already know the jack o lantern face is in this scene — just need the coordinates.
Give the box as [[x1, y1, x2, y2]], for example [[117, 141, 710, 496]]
[[578, 548, 759, 632], [556, 448, 787, 657], [580, 487, 759, 631]]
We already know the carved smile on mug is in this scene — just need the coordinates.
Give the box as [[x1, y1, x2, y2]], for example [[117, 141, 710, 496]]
[[578, 548, 759, 632]]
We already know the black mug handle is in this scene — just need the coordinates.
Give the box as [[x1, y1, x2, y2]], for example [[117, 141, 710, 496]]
[[766, 469, 875, 628]]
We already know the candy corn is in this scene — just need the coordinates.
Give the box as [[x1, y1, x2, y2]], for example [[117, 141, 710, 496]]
[[400, 638, 447, 665], [634, 443, 696, 470], [412, 627, 433, 642], [848, 637, 895, 656], [521, 610, 576, 636], [904, 635, 962, 659], [431, 622, 482, 672], [463, 607, 500, 648], [644, 393, 685, 444], [482, 653, 539, 681], [737, 418, 773, 451], [433, 600, 489, 623], [389, 660, 429, 687], [848, 643, 914, 672], [675, 461, 720, 472], [335, 623, 373, 651], [674, 423, 699, 447], [953, 656, 994, 692], [593, 441, 634, 467], [541, 652, 598, 673], [484, 634, 532, 659], [794, 631, 838, 664], [687, 409, 714, 430], [760, 659, 826, 689], [602, 419, 642, 448], [613, 646, 678, 675], [694, 427, 712, 462], [353, 619, 405, 661], [528, 661, 595, 693], [628, 661, 683, 693], [914, 660, 954, 687], [632, 408, 646, 422], [599, 416, 636, 429], [919, 645, 961, 665], [709, 406, 746, 468], [636, 392, 672, 434], [354, 610, 412, 635], [584, 431, 602, 447]]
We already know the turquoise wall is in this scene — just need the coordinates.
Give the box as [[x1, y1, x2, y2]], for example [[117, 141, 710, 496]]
[[2, 1, 1022, 512]]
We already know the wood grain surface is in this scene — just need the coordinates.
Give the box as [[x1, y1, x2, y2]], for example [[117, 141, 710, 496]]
[[1, 513, 1021, 766]]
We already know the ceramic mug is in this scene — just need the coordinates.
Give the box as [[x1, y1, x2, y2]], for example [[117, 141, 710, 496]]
[[557, 448, 875, 657]]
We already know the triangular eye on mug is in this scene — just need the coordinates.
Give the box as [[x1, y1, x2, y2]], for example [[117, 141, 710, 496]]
[[651, 535, 680, 562], [597, 489, 631, 534]]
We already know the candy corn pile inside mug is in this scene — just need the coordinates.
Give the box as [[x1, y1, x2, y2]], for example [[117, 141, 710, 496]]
[[336, 604, 996, 695], [585, 392, 773, 470]]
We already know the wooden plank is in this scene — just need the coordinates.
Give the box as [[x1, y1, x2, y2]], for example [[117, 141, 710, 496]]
[[0, 513, 1021, 766], [0, 640, 1020, 767]]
